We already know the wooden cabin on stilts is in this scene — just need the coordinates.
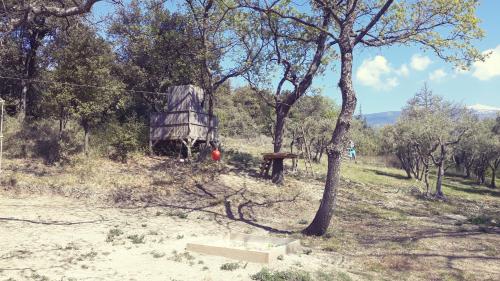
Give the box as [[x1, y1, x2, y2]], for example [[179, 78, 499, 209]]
[[149, 85, 218, 158]]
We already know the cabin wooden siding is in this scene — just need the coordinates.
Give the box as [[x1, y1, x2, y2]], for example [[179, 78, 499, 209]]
[[150, 110, 218, 141], [149, 85, 218, 141]]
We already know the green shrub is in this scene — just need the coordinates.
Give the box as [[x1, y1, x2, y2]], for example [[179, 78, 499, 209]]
[[220, 262, 240, 271], [250, 268, 312, 281], [467, 215, 499, 227], [127, 234, 145, 244], [3, 117, 82, 164], [106, 228, 124, 242], [105, 119, 147, 163]]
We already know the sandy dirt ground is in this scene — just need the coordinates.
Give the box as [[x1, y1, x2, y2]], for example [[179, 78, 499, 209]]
[[1, 156, 499, 281], [0, 195, 337, 281]]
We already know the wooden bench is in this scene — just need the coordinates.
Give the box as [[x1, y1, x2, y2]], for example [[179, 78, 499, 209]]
[[259, 153, 298, 178]]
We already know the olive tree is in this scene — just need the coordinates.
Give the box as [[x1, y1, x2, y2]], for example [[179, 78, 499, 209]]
[[456, 119, 500, 187], [241, 0, 484, 235], [240, 4, 335, 183], [381, 122, 422, 179]]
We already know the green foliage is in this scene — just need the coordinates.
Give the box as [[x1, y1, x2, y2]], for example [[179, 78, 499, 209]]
[[215, 85, 274, 138], [41, 22, 124, 152], [108, 0, 203, 108], [288, 94, 339, 161], [467, 215, 500, 227], [106, 119, 147, 163], [455, 118, 500, 184], [3, 117, 82, 164], [0, 36, 25, 114], [349, 118, 381, 156]]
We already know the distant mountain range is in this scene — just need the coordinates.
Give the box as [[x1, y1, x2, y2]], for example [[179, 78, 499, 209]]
[[364, 104, 500, 127], [363, 111, 401, 127]]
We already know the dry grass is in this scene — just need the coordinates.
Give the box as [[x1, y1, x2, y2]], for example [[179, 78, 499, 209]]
[[0, 139, 499, 280]]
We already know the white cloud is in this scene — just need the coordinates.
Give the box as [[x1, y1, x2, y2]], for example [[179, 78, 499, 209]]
[[396, 64, 410, 77], [467, 104, 500, 112], [472, 45, 500, 80], [386, 77, 399, 88], [429, 69, 447, 81], [410, 54, 432, 71], [356, 56, 399, 90]]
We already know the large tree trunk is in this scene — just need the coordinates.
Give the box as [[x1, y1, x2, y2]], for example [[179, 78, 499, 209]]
[[491, 166, 496, 188], [20, 80, 28, 119], [59, 118, 64, 141], [423, 162, 430, 196], [271, 103, 290, 184], [396, 153, 412, 179], [318, 145, 325, 162], [19, 28, 46, 120], [303, 47, 356, 236], [465, 162, 472, 178], [435, 162, 445, 198], [434, 145, 446, 198], [490, 159, 499, 188]]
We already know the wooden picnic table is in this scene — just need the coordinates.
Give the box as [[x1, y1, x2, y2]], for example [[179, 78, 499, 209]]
[[259, 152, 298, 180]]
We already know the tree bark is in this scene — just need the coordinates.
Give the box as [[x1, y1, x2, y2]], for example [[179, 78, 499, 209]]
[[465, 162, 472, 178], [434, 144, 446, 198], [19, 27, 47, 120], [423, 162, 430, 196], [396, 153, 412, 179], [318, 145, 325, 162], [303, 46, 357, 236], [489, 159, 499, 188], [20, 80, 28, 119], [271, 103, 290, 184], [491, 166, 496, 188], [435, 162, 445, 198]]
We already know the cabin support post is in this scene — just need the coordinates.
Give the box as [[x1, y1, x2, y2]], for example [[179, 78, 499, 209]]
[[181, 137, 198, 160]]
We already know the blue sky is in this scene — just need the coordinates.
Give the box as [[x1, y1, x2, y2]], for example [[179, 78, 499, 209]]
[[91, 0, 500, 114], [316, 1, 500, 114]]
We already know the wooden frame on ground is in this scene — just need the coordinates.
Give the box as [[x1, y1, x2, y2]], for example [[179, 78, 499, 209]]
[[186, 233, 300, 264]]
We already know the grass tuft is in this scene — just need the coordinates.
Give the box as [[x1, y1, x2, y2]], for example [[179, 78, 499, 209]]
[[127, 234, 145, 244], [220, 262, 240, 271], [250, 268, 312, 281]]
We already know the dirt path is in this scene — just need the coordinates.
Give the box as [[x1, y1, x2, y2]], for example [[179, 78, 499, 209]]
[[0, 195, 338, 281]]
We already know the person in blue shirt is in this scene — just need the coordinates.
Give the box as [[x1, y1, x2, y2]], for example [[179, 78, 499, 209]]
[[348, 147, 356, 160]]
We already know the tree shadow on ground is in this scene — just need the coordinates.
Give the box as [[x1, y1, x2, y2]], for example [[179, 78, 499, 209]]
[[153, 182, 297, 234], [363, 252, 500, 274], [363, 168, 410, 181], [357, 224, 500, 246], [446, 183, 500, 197], [0, 217, 106, 225]]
